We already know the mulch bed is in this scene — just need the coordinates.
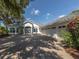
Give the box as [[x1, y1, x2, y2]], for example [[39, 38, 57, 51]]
[[64, 47, 79, 59], [0, 34, 9, 38]]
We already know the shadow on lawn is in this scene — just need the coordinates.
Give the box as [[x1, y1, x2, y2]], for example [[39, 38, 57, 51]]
[[0, 34, 63, 59]]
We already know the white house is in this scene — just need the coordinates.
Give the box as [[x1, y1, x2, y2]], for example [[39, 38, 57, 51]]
[[24, 21, 41, 34], [7, 21, 41, 35]]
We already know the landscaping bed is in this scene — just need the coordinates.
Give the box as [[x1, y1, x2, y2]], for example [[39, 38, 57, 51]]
[[0, 34, 9, 38], [64, 47, 79, 59]]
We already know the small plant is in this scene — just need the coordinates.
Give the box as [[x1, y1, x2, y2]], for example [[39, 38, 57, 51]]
[[0, 26, 9, 37]]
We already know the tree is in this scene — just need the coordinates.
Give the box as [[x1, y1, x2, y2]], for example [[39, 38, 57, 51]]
[[0, 0, 30, 32], [0, 0, 30, 25]]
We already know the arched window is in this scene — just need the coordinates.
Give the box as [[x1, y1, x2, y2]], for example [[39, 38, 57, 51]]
[[33, 28, 37, 32]]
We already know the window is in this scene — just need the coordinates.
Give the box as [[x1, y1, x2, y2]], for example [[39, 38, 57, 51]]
[[10, 28, 15, 33], [62, 26, 66, 28], [58, 26, 62, 28], [33, 28, 37, 32]]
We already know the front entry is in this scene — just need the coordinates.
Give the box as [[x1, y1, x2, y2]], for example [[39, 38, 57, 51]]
[[25, 27, 32, 34]]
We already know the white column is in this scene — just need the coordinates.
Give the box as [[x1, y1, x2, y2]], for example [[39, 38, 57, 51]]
[[30, 22, 33, 36], [30, 27, 33, 37], [8, 27, 10, 34], [15, 27, 17, 34], [24, 27, 25, 35]]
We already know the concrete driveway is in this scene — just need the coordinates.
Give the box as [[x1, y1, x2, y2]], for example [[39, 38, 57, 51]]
[[0, 34, 73, 59]]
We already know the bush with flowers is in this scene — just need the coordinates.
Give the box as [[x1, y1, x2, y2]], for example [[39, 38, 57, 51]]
[[67, 16, 79, 49], [60, 16, 79, 49]]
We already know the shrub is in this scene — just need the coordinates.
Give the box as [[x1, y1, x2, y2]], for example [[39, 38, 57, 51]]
[[60, 30, 73, 47], [67, 16, 79, 49], [60, 16, 79, 49], [0, 26, 9, 36]]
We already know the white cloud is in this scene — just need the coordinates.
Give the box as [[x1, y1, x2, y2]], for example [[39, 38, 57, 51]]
[[46, 13, 52, 19], [31, 8, 40, 16], [35, 10, 40, 15], [47, 13, 51, 16], [58, 15, 65, 18]]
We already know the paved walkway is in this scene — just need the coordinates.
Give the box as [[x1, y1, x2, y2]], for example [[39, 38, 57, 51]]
[[0, 34, 74, 59]]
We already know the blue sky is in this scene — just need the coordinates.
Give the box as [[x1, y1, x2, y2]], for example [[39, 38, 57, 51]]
[[24, 0, 79, 25]]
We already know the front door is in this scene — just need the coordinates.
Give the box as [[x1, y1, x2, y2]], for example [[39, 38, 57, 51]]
[[25, 27, 31, 34]]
